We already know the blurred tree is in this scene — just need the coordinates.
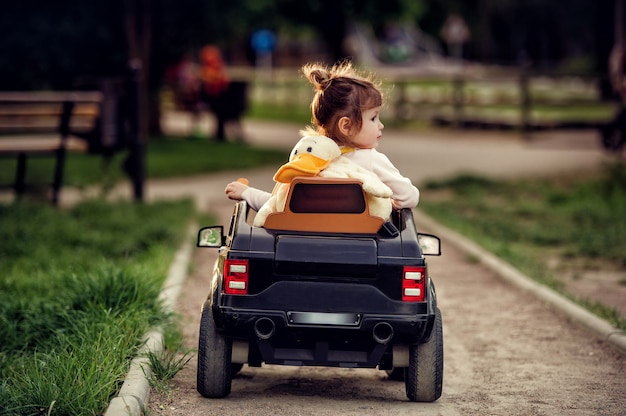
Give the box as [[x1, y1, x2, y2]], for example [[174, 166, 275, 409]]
[[0, 1, 125, 90], [0, 0, 429, 132], [418, 0, 603, 70], [0, 0, 210, 135], [0, 0, 613, 132]]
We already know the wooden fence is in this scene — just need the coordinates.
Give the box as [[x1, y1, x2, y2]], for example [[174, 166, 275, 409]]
[[223, 66, 614, 133]]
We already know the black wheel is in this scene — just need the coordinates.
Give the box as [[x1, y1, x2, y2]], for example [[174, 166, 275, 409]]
[[405, 307, 443, 402], [197, 304, 232, 398]]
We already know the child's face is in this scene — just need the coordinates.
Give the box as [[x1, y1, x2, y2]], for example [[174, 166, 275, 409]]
[[350, 106, 384, 149]]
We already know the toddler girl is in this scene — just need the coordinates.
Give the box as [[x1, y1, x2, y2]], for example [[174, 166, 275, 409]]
[[225, 61, 419, 211]]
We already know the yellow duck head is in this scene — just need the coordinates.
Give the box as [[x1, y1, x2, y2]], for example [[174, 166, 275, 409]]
[[273, 136, 341, 183]]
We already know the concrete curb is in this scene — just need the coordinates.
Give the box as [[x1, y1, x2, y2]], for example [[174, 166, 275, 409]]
[[104, 224, 196, 416], [413, 209, 626, 355]]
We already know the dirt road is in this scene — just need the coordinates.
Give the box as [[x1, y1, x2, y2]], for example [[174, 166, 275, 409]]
[[145, 122, 624, 414]]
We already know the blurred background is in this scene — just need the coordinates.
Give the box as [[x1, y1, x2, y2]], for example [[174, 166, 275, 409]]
[[0, 0, 620, 139]]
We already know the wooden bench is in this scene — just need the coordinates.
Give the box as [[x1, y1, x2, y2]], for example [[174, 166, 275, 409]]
[[0, 91, 103, 205]]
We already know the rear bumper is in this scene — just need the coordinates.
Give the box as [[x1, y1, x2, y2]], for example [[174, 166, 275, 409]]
[[215, 306, 432, 368]]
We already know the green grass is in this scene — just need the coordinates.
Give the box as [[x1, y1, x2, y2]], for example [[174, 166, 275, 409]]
[[0, 138, 287, 191], [419, 162, 626, 330], [248, 101, 311, 125], [145, 137, 287, 178], [0, 199, 195, 415], [144, 325, 193, 395]]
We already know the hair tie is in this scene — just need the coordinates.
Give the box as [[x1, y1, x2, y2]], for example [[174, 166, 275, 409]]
[[321, 77, 333, 91]]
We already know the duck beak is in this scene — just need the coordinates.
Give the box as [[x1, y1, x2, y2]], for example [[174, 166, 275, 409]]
[[273, 153, 330, 183]]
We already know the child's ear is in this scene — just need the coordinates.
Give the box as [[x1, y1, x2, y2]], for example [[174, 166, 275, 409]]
[[338, 116, 352, 136]]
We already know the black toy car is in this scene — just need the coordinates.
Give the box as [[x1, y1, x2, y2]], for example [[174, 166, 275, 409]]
[[196, 177, 443, 402]]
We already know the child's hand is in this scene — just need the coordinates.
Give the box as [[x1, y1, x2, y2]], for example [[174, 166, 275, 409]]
[[224, 178, 249, 201]]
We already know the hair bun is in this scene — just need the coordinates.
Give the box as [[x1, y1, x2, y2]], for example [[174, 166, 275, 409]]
[[303, 64, 333, 92], [312, 70, 332, 91]]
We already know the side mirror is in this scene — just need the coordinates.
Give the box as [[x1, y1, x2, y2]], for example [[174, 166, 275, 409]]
[[197, 226, 224, 248], [418, 233, 441, 256]]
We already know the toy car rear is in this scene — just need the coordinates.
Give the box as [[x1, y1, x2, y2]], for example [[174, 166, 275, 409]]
[[196, 177, 443, 402]]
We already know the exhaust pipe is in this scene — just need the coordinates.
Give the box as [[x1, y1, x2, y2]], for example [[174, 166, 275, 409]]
[[373, 322, 394, 345], [254, 317, 276, 340]]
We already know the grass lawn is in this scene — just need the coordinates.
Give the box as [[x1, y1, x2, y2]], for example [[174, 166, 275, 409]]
[[419, 162, 626, 330], [0, 199, 195, 415], [0, 137, 287, 193], [0, 135, 283, 415]]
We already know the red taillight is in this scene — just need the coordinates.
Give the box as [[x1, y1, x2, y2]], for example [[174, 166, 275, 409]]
[[224, 259, 249, 295], [402, 266, 426, 302]]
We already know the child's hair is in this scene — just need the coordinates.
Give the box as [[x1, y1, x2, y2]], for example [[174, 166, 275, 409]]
[[301, 61, 383, 146]]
